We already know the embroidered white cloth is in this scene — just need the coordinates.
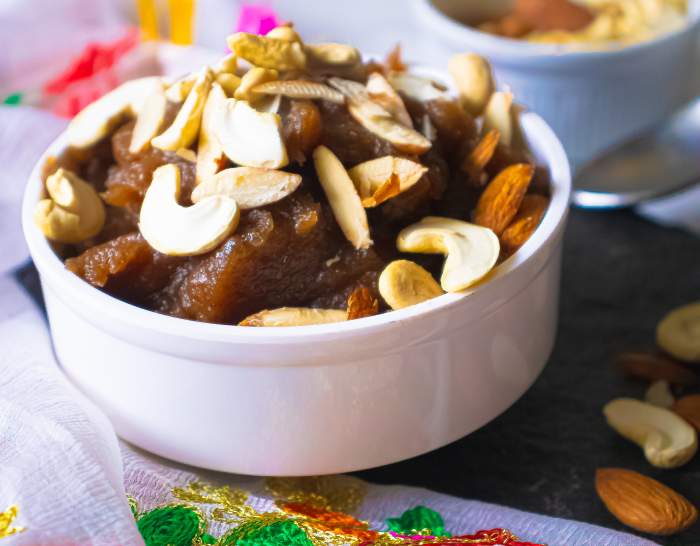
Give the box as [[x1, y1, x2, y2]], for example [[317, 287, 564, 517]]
[[0, 272, 659, 545]]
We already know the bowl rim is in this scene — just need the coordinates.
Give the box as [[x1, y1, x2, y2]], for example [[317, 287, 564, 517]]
[[414, 0, 700, 63], [22, 99, 571, 345]]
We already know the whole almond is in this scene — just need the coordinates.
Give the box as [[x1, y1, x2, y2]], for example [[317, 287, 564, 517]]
[[615, 352, 699, 386], [674, 395, 700, 431], [596, 468, 698, 536]]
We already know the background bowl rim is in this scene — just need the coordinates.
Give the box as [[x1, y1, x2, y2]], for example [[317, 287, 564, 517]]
[[414, 0, 700, 63], [22, 98, 571, 344]]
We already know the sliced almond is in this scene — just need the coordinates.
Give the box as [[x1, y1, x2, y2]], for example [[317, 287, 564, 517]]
[[421, 114, 437, 142], [129, 82, 168, 154], [196, 82, 228, 185], [604, 398, 698, 469], [645, 380, 675, 409], [239, 307, 347, 327], [346, 287, 379, 320], [596, 468, 698, 536], [305, 43, 361, 67], [252, 80, 345, 104], [227, 32, 307, 70], [378, 260, 443, 310], [657, 302, 700, 363], [313, 145, 372, 250], [152, 67, 212, 151], [483, 91, 522, 148], [66, 77, 162, 149], [387, 72, 447, 102], [214, 99, 288, 169], [397, 216, 500, 292], [366, 72, 413, 127], [473, 163, 534, 236], [165, 74, 196, 102], [234, 67, 279, 102], [328, 77, 431, 154], [448, 53, 495, 116], [461, 129, 500, 187], [191, 167, 301, 209], [348, 156, 427, 207], [139, 164, 239, 256]]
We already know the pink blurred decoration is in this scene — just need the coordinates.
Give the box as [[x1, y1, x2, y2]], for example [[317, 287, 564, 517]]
[[235, 4, 281, 35]]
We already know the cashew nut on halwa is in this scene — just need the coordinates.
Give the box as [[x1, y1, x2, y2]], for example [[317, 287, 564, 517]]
[[138, 164, 240, 256], [397, 217, 500, 292], [34, 168, 105, 243]]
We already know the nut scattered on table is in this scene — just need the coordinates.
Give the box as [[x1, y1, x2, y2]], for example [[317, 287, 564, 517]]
[[615, 351, 699, 385], [645, 380, 675, 409], [595, 467, 698, 536], [34, 168, 106, 243], [379, 260, 444, 310], [138, 164, 240, 256], [657, 301, 700, 363], [603, 397, 698, 469], [397, 217, 500, 292], [673, 394, 700, 431]]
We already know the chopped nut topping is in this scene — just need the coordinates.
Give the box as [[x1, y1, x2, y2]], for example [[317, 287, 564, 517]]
[[252, 80, 345, 104], [313, 145, 372, 250]]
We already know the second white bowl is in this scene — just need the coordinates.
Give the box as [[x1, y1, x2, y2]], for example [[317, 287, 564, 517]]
[[415, 0, 700, 170]]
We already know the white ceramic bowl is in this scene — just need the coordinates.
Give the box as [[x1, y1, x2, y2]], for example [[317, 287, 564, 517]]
[[415, 0, 700, 170], [22, 109, 570, 476]]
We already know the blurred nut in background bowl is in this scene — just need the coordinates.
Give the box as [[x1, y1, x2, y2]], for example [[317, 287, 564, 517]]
[[22, 85, 570, 476], [415, 0, 700, 169]]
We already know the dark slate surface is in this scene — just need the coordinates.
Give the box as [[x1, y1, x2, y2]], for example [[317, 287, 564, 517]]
[[355, 209, 700, 546], [17, 208, 700, 546]]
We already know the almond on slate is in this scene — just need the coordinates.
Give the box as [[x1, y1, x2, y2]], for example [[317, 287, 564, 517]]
[[615, 351, 699, 386], [674, 395, 700, 431], [596, 468, 698, 536]]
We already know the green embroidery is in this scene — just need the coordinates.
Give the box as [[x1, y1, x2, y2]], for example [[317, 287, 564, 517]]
[[136, 505, 205, 546], [220, 519, 313, 546], [386, 505, 449, 537], [2, 93, 22, 106]]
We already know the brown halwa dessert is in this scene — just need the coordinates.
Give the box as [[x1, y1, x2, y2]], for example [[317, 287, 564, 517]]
[[34, 26, 550, 326]]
